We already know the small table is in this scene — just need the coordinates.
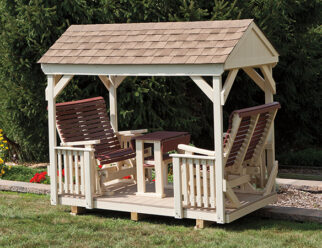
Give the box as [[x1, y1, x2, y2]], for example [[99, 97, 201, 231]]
[[134, 131, 190, 198]]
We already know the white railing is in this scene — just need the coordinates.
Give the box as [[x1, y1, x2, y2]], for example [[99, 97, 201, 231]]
[[54, 146, 99, 209], [171, 154, 216, 218]]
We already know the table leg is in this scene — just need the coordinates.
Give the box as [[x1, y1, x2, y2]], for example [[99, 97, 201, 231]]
[[135, 140, 145, 194], [154, 141, 165, 197]]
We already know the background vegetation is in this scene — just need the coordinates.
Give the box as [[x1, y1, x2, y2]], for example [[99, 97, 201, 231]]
[[0, 165, 49, 183], [0, 0, 321, 164]]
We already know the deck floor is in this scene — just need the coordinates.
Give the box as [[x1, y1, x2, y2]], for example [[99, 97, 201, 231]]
[[59, 180, 275, 222], [99, 181, 175, 208]]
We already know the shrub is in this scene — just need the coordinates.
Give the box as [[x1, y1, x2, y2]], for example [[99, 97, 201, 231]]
[[0, 165, 49, 183], [277, 148, 322, 167], [0, 0, 320, 162], [0, 128, 10, 177]]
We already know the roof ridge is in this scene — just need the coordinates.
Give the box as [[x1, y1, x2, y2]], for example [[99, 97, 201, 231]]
[[66, 19, 253, 32], [68, 19, 253, 26]]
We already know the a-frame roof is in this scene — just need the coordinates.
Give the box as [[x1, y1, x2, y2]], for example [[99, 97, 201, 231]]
[[39, 19, 278, 70]]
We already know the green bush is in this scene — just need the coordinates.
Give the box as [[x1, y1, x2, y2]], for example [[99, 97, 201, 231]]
[[0, 128, 9, 176], [0, 165, 49, 183], [277, 148, 322, 167], [0, 0, 320, 161]]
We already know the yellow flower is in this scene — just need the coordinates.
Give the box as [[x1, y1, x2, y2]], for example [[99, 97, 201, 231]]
[[0, 129, 2, 132], [5, 147, 8, 150], [3, 140, 7, 143], [1, 169, 4, 174], [0, 158, 3, 164], [0, 137, 3, 140], [0, 144, 3, 147]]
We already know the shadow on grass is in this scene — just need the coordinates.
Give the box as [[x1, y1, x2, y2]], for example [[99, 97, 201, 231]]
[[74, 208, 322, 231]]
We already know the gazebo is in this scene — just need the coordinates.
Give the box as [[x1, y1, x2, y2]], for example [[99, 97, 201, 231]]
[[39, 19, 279, 227]]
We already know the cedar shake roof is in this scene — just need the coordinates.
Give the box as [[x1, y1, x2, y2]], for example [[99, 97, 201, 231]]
[[38, 19, 253, 65]]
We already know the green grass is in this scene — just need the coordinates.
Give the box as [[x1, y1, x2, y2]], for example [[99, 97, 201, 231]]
[[0, 192, 321, 248], [0, 166, 49, 183]]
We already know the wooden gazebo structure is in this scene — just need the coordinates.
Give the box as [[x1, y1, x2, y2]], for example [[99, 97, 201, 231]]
[[39, 19, 279, 226]]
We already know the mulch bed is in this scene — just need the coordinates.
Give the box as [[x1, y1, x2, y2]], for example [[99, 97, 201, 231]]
[[272, 185, 322, 210]]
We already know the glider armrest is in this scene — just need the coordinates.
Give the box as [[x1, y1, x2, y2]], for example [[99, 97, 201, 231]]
[[115, 129, 148, 137], [177, 144, 216, 156], [61, 140, 101, 147]]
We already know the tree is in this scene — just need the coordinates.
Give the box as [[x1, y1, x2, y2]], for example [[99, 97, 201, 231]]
[[0, 0, 320, 161]]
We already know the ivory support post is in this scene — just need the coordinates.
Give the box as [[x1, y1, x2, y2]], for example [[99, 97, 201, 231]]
[[213, 75, 225, 224], [99, 75, 126, 132], [47, 75, 60, 205], [264, 65, 275, 175], [109, 84, 118, 131]]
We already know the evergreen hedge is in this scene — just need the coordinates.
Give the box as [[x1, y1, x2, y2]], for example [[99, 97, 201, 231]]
[[0, 0, 321, 162]]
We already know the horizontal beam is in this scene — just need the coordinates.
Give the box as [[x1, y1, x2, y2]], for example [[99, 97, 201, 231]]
[[41, 64, 224, 76], [190, 76, 214, 102], [178, 144, 215, 156], [170, 153, 216, 160]]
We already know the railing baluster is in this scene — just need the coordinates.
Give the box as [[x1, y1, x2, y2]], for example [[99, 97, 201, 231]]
[[68, 151, 73, 194], [63, 150, 69, 194], [202, 159, 208, 208], [57, 150, 63, 194], [54, 147, 93, 199], [80, 153, 85, 195], [182, 158, 189, 206], [195, 159, 202, 207], [171, 154, 217, 213], [189, 158, 195, 207], [209, 160, 215, 208], [74, 151, 79, 195]]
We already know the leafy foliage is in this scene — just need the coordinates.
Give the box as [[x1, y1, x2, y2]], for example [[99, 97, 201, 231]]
[[0, 165, 48, 183], [0, 129, 9, 177], [0, 0, 320, 162], [277, 148, 322, 167]]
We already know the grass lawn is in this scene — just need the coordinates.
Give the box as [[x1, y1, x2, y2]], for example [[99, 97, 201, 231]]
[[0, 192, 321, 248]]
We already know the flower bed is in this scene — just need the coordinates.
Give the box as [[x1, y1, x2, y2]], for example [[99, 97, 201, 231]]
[[0, 129, 10, 177], [0, 165, 49, 184]]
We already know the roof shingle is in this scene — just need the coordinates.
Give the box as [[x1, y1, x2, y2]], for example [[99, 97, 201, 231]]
[[38, 19, 253, 65]]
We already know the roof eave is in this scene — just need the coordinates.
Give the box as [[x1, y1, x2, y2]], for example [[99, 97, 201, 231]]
[[41, 63, 225, 76]]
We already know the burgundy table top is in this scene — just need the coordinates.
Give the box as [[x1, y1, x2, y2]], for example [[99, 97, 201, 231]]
[[133, 131, 189, 142]]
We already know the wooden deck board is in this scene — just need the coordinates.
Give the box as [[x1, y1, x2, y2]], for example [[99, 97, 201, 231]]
[[59, 181, 275, 222]]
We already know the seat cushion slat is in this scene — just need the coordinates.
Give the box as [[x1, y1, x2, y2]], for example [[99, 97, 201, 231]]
[[56, 97, 135, 166], [224, 102, 281, 167]]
